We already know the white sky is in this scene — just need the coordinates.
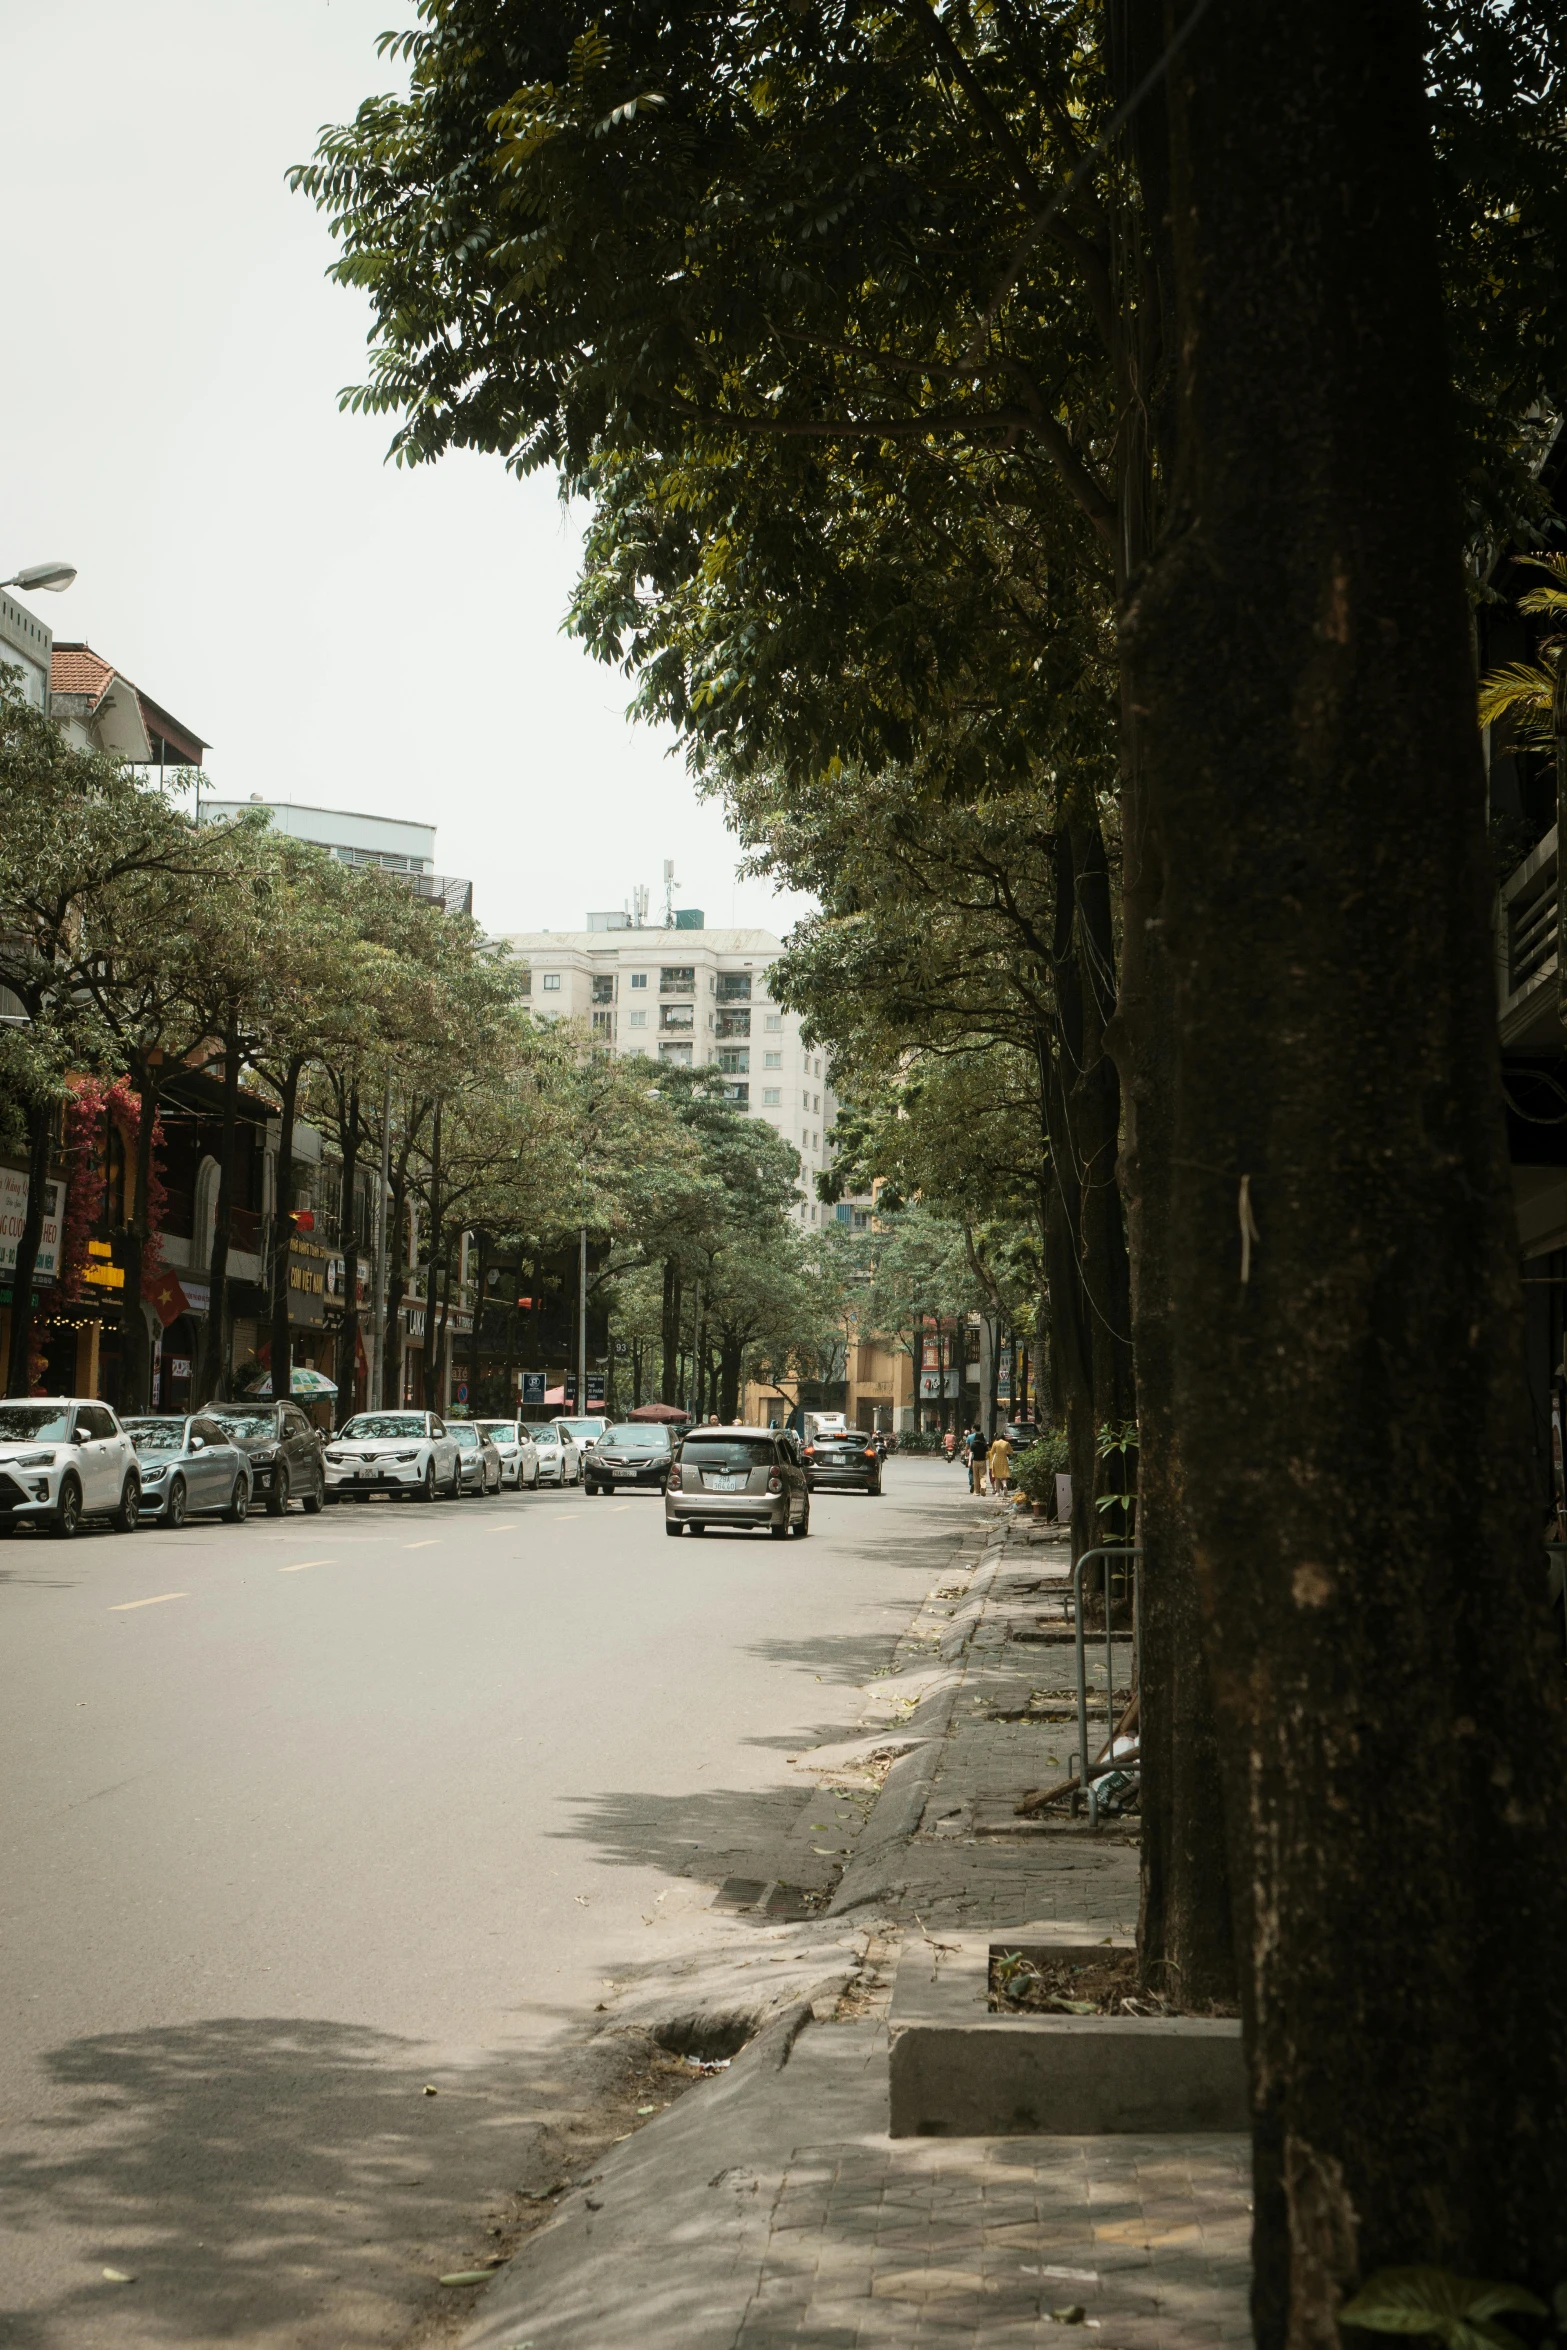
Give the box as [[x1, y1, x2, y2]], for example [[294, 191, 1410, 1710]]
[[3, 0, 813, 941]]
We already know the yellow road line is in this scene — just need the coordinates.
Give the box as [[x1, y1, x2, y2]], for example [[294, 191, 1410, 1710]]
[[110, 1592, 188, 1611], [279, 1559, 334, 1573]]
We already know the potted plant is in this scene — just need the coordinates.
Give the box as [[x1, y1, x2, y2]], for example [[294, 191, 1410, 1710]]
[[1014, 1431, 1070, 1517]]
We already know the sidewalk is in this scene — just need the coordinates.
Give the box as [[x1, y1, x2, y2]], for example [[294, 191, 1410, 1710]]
[[459, 1494, 1250, 2350]]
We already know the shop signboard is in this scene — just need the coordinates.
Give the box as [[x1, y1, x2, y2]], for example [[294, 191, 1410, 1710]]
[[0, 1170, 62, 1278], [520, 1371, 546, 1407], [919, 1370, 961, 1399], [287, 1240, 328, 1329], [585, 1375, 605, 1405]]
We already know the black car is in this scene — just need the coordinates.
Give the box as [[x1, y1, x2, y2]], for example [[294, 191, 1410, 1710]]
[[210, 1400, 327, 1516], [802, 1432, 883, 1495], [585, 1422, 675, 1495]]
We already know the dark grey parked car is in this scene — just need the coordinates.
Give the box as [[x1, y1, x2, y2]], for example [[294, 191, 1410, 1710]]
[[210, 1400, 326, 1516], [124, 1415, 252, 1526], [665, 1426, 810, 1539]]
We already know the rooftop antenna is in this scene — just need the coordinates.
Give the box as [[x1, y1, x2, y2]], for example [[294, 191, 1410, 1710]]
[[632, 882, 649, 928], [663, 859, 676, 928]]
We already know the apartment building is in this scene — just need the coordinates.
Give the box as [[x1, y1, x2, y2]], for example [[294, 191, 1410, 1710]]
[[501, 918, 839, 1224], [200, 797, 474, 916]]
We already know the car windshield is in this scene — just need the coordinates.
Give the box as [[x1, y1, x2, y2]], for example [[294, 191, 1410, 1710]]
[[451, 1425, 479, 1447], [558, 1420, 603, 1440], [475, 1423, 515, 1443], [602, 1425, 670, 1450], [125, 1421, 189, 1454], [0, 1405, 75, 1443], [212, 1410, 277, 1441], [339, 1415, 425, 1440], [683, 1438, 775, 1469], [524, 1424, 558, 1443]]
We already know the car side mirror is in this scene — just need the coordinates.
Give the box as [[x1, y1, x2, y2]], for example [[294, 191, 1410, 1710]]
[[191, 1435, 204, 1450]]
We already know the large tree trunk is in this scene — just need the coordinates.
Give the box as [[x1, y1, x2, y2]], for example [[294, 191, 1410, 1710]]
[[336, 1082, 362, 1417], [6, 1089, 54, 1397], [1104, 0, 1236, 2015], [269, 1056, 304, 1410], [660, 1257, 681, 1403], [383, 1176, 409, 1406], [1125, 0, 1567, 2322], [198, 1012, 242, 1406]]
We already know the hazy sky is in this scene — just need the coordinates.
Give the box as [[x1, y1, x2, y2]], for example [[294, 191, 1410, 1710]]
[[4, 1, 813, 941]]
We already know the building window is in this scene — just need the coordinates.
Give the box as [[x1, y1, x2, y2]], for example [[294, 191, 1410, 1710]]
[[762, 1086, 781, 1106], [660, 966, 695, 994], [813, 1093, 821, 1113], [717, 1047, 749, 1074], [763, 1050, 781, 1069], [591, 1010, 616, 1039], [764, 1013, 782, 1030], [660, 1004, 694, 1032], [658, 1041, 693, 1065], [630, 971, 648, 989], [591, 974, 616, 1004], [803, 1091, 811, 1109], [723, 1082, 750, 1108], [717, 972, 751, 1003], [518, 971, 532, 996], [716, 1007, 750, 1039], [629, 1008, 648, 1028], [853, 1209, 870, 1231], [542, 973, 562, 992]]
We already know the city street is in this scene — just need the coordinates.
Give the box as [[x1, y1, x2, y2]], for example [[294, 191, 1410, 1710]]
[[0, 1455, 967, 2349]]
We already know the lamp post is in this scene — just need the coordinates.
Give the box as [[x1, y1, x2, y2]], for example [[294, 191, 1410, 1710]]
[[0, 563, 77, 595]]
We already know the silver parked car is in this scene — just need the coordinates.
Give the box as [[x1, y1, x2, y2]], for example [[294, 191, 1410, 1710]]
[[524, 1422, 580, 1487], [665, 1425, 810, 1540], [123, 1414, 251, 1526], [473, 1419, 540, 1489], [450, 1421, 502, 1494]]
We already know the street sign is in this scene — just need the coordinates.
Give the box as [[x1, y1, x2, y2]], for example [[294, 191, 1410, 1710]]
[[586, 1375, 605, 1405], [456, 1382, 469, 1404], [520, 1371, 546, 1406]]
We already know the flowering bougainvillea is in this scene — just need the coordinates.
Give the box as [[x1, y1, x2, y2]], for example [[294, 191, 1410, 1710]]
[[57, 1077, 166, 1304]]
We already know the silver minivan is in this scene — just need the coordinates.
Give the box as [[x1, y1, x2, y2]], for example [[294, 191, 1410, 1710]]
[[664, 1425, 810, 1540]]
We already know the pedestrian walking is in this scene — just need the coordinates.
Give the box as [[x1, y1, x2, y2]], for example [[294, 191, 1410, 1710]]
[[966, 1424, 988, 1494], [987, 1430, 1013, 1496]]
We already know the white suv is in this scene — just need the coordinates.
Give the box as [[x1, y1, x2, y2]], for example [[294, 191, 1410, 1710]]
[[0, 1397, 141, 1537]]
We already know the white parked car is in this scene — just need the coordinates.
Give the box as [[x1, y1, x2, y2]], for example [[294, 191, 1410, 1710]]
[[554, 1415, 607, 1464], [0, 1397, 141, 1538], [325, 1411, 461, 1502], [523, 1420, 580, 1487], [450, 1421, 502, 1494], [473, 1420, 540, 1489]]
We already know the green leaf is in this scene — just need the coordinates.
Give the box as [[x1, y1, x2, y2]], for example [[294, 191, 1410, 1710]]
[[1339, 2267, 1547, 2350]]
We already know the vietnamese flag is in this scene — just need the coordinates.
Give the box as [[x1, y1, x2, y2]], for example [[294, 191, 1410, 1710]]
[[143, 1267, 190, 1328]]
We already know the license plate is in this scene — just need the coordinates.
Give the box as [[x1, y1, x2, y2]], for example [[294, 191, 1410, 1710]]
[[704, 1473, 745, 1491], [356, 1468, 379, 1480], [611, 1465, 637, 1478]]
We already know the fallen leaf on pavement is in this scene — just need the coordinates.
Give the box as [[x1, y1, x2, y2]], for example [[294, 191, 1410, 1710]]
[[101, 2269, 136, 2284], [439, 2270, 494, 2286], [422, 2084, 438, 2095]]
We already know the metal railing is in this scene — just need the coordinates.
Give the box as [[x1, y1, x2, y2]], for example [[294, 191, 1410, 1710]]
[[1069, 1544, 1143, 1827]]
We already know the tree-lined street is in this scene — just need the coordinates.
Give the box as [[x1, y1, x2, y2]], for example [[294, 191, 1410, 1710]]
[[0, 1460, 966, 2348]]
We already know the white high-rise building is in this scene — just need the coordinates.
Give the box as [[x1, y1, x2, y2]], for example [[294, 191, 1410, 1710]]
[[500, 918, 837, 1225]]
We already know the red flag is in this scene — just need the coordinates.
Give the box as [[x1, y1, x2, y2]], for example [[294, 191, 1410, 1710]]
[[142, 1267, 189, 1328]]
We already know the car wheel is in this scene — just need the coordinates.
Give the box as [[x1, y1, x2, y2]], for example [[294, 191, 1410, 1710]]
[[302, 1475, 324, 1515], [111, 1476, 141, 1533], [166, 1476, 188, 1530], [446, 1457, 461, 1499], [794, 1503, 811, 1538], [265, 1465, 290, 1518], [416, 1460, 436, 1504], [768, 1520, 789, 1540], [51, 1474, 82, 1539], [225, 1477, 249, 1523], [664, 1518, 683, 1537]]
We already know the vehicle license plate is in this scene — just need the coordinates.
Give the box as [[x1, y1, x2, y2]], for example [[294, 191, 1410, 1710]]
[[356, 1467, 377, 1480], [611, 1465, 635, 1478], [705, 1473, 746, 1491]]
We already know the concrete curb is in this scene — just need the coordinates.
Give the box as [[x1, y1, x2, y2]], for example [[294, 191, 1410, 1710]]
[[827, 1528, 1012, 1917]]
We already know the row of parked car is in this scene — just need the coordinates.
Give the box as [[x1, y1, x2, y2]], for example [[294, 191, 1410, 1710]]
[[0, 1396, 891, 1536]]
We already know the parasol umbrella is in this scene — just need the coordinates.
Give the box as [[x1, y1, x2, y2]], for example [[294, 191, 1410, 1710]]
[[626, 1401, 691, 1423], [242, 1366, 339, 1399]]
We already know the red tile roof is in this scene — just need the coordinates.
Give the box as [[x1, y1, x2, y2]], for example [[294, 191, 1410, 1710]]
[[49, 643, 116, 708], [48, 642, 208, 761]]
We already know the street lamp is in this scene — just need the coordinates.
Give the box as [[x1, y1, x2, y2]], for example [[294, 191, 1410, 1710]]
[[0, 562, 77, 594]]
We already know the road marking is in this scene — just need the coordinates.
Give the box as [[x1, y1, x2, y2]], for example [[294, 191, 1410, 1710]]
[[478, 1525, 515, 1535], [110, 1592, 188, 1611], [610, 1505, 632, 1513], [279, 1559, 334, 1574], [404, 1540, 440, 1550]]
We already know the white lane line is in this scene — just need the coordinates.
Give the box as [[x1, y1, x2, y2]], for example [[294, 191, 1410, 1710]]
[[278, 1559, 334, 1574], [610, 1505, 633, 1513], [110, 1592, 189, 1612], [404, 1540, 440, 1550]]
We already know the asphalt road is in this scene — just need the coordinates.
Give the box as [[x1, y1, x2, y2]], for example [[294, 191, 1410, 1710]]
[[0, 1454, 971, 2348]]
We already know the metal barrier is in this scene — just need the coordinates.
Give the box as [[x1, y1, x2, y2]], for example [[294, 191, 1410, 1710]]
[[1069, 1544, 1143, 1826]]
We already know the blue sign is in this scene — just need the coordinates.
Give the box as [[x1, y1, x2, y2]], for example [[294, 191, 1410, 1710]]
[[521, 1371, 546, 1406]]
